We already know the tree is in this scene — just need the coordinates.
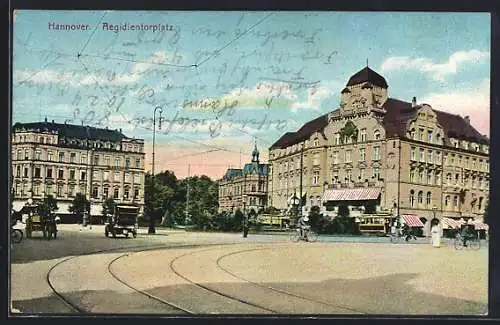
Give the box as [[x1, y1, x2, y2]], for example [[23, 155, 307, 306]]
[[39, 195, 59, 219], [101, 198, 116, 218], [69, 193, 90, 221], [308, 206, 322, 231]]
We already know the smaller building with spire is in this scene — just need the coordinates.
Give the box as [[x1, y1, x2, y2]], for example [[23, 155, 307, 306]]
[[218, 142, 270, 214]]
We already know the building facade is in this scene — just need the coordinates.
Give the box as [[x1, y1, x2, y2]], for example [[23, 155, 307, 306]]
[[11, 120, 146, 221], [268, 67, 489, 233], [218, 144, 270, 214]]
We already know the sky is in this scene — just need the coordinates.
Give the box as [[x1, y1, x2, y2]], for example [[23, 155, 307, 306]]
[[12, 11, 491, 179]]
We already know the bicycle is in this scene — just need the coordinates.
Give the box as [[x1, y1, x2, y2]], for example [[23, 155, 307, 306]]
[[11, 228, 23, 244], [290, 227, 318, 242], [454, 233, 480, 250]]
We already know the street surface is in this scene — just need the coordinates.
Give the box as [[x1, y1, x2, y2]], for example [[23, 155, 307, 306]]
[[10, 224, 488, 315]]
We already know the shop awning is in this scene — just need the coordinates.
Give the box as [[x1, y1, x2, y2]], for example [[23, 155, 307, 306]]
[[401, 214, 424, 227], [468, 220, 489, 230], [442, 217, 464, 229], [322, 187, 381, 202]]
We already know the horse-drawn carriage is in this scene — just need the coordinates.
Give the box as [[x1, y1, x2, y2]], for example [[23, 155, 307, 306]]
[[22, 200, 57, 240], [105, 205, 139, 238]]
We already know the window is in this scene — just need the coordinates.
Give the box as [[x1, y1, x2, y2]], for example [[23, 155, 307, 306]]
[[114, 171, 120, 182], [360, 129, 367, 142], [134, 188, 139, 199], [410, 169, 415, 183], [134, 174, 140, 183], [373, 168, 380, 180], [16, 166, 20, 177], [313, 139, 319, 146], [93, 155, 99, 165], [93, 170, 99, 180], [103, 187, 109, 198], [455, 174, 459, 185], [24, 167, 28, 177], [428, 130, 433, 143], [45, 184, 52, 196], [359, 148, 366, 161], [92, 186, 99, 198], [33, 183, 40, 196], [251, 184, 256, 192], [59, 152, 65, 162], [472, 176, 476, 188], [24, 150, 29, 160], [373, 147, 380, 160], [69, 170, 75, 180], [346, 170, 352, 183], [332, 152, 338, 164], [345, 150, 351, 162], [436, 152, 441, 164], [312, 171, 319, 185], [419, 128, 424, 141], [446, 173, 451, 185], [104, 171, 109, 181], [81, 155, 87, 164], [113, 187, 119, 199], [57, 184, 63, 197], [410, 190, 415, 207], [70, 152, 76, 163], [428, 150, 433, 163], [35, 150, 41, 160], [34, 167, 41, 178], [417, 191, 423, 206], [124, 187, 130, 199], [46, 168, 53, 178], [411, 147, 416, 161], [48, 152, 53, 161], [427, 171, 433, 185], [68, 184, 75, 197], [419, 148, 425, 162], [334, 133, 340, 145], [125, 173, 130, 183], [135, 158, 141, 168], [426, 192, 431, 206], [115, 158, 121, 168], [104, 156, 110, 166], [479, 197, 484, 210], [359, 168, 365, 181], [451, 154, 455, 166], [419, 169, 424, 184], [17, 150, 22, 160], [453, 196, 458, 207], [81, 171, 86, 181], [374, 130, 381, 140]]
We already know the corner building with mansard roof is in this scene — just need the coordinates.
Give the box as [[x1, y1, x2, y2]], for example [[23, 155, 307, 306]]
[[268, 67, 489, 235], [11, 120, 146, 222]]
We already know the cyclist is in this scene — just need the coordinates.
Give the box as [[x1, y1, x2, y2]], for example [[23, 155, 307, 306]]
[[461, 224, 475, 247], [298, 215, 310, 240]]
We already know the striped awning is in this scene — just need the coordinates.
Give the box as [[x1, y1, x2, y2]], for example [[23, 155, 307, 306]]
[[401, 214, 424, 227], [442, 217, 464, 229], [468, 220, 489, 230], [322, 187, 381, 202]]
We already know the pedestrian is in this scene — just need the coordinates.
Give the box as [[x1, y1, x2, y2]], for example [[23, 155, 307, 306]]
[[431, 221, 441, 248]]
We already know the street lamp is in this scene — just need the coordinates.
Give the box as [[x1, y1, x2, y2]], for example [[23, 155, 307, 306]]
[[149, 106, 163, 234], [291, 191, 300, 225]]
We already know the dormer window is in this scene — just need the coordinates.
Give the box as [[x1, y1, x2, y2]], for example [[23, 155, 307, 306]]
[[360, 129, 367, 142], [374, 130, 381, 140]]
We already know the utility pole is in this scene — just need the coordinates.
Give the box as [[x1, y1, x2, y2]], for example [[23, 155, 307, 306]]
[[299, 142, 304, 218], [149, 106, 163, 234]]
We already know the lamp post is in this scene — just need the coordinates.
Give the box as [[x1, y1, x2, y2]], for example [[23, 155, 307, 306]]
[[149, 106, 163, 234], [242, 195, 248, 237], [291, 191, 300, 225]]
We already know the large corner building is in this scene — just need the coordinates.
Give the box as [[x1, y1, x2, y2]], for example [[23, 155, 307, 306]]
[[218, 144, 270, 214], [268, 67, 489, 234], [11, 120, 146, 222]]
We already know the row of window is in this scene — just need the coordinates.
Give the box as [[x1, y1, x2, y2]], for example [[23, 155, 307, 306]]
[[15, 134, 56, 145], [15, 165, 142, 183], [276, 168, 381, 189], [14, 182, 141, 200], [15, 149, 142, 168], [409, 128, 440, 144], [221, 182, 267, 197], [408, 190, 485, 211], [410, 147, 489, 171]]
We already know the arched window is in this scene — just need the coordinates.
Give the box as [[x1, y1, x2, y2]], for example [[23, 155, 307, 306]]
[[445, 195, 450, 207], [453, 196, 458, 208], [417, 191, 423, 206], [409, 190, 415, 207], [113, 187, 119, 199], [426, 192, 431, 206], [374, 130, 381, 140], [92, 186, 99, 198]]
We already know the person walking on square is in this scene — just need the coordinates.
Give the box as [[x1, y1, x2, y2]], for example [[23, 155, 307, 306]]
[[431, 219, 441, 248]]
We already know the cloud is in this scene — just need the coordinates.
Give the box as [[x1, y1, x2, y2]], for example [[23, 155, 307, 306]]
[[421, 78, 489, 136], [291, 80, 340, 113], [380, 50, 489, 81]]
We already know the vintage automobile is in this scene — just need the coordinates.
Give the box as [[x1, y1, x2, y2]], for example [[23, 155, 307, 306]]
[[105, 205, 139, 238], [22, 201, 57, 240]]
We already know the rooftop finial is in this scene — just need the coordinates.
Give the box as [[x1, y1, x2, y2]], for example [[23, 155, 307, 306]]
[[366, 58, 369, 68]]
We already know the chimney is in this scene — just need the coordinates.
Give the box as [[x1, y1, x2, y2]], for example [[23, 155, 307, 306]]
[[411, 96, 417, 108], [464, 115, 470, 124], [51, 120, 55, 123], [44, 117, 48, 122]]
